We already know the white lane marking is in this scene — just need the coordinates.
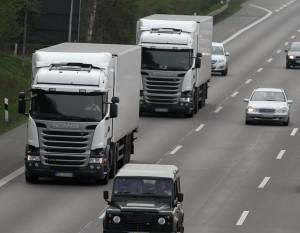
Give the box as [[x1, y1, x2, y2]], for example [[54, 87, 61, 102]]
[[99, 212, 105, 219], [231, 91, 239, 97], [298, 29, 300, 32], [284, 42, 289, 46], [214, 106, 223, 113], [0, 166, 24, 187], [258, 177, 270, 188], [267, 58, 273, 62], [245, 79, 252, 84], [169, 145, 182, 155], [276, 50, 281, 54], [257, 67, 263, 73], [291, 35, 295, 39], [236, 211, 249, 226], [276, 150, 286, 159], [195, 124, 205, 132], [222, 5, 272, 45], [290, 128, 298, 136]]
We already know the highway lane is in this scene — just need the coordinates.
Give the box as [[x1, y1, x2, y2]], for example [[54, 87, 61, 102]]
[[1, 0, 300, 232]]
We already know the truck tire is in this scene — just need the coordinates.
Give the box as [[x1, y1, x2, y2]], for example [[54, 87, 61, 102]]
[[95, 174, 108, 185], [109, 143, 118, 178], [25, 172, 39, 183], [193, 89, 199, 114]]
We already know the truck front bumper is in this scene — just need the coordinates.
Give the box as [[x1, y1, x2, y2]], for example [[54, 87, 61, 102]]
[[25, 160, 108, 180], [140, 101, 192, 114]]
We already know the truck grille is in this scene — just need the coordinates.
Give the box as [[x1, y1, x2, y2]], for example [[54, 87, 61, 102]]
[[36, 122, 94, 167], [142, 71, 185, 105]]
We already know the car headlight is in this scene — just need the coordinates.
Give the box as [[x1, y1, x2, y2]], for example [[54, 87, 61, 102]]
[[247, 106, 257, 113], [288, 55, 295, 59], [276, 107, 288, 113], [158, 217, 166, 225], [113, 216, 121, 223]]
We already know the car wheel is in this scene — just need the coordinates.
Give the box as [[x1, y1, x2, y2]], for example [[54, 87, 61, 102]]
[[286, 61, 290, 69], [283, 117, 290, 126], [221, 68, 227, 76], [245, 119, 252, 125]]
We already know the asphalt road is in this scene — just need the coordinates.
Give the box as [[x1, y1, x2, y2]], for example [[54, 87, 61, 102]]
[[1, 0, 300, 232]]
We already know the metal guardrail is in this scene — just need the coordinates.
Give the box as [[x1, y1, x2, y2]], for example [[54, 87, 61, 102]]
[[208, 0, 231, 17]]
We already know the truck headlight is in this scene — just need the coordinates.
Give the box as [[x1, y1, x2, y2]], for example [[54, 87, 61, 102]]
[[158, 217, 166, 225], [180, 97, 191, 102], [113, 216, 121, 223], [27, 155, 41, 161]]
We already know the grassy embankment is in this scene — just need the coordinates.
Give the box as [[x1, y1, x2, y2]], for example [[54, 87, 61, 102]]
[[0, 54, 31, 135]]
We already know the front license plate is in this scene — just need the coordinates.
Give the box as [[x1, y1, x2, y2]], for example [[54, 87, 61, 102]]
[[261, 114, 273, 118], [55, 172, 73, 177], [155, 108, 168, 112]]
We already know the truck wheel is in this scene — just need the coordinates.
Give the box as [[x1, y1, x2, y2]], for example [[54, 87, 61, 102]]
[[95, 174, 108, 185], [25, 172, 39, 183], [193, 90, 198, 114], [109, 143, 118, 178]]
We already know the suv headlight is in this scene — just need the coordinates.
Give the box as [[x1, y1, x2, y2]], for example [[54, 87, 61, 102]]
[[113, 216, 121, 223], [288, 55, 295, 59], [158, 217, 166, 225]]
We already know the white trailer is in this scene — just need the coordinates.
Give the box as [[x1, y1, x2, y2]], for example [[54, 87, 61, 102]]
[[136, 14, 213, 117], [18, 43, 141, 184]]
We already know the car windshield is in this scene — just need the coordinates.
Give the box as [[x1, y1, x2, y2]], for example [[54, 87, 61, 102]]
[[251, 91, 286, 102], [212, 45, 224, 55], [290, 43, 300, 51], [112, 178, 173, 197]]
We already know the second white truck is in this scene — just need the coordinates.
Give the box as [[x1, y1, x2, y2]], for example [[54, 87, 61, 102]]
[[18, 43, 141, 184], [137, 14, 213, 117]]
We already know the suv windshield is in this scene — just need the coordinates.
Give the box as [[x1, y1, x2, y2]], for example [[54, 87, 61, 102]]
[[112, 178, 172, 198], [31, 91, 106, 122]]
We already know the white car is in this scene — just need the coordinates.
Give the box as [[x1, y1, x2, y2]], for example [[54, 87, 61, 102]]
[[244, 88, 293, 126], [211, 42, 229, 76]]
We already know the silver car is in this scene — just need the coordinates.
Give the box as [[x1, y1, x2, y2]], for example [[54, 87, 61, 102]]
[[244, 88, 293, 126], [211, 42, 229, 76]]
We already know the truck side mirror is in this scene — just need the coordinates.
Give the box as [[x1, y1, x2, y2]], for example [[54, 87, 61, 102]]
[[111, 96, 119, 103], [195, 57, 201, 68], [110, 103, 118, 118], [177, 192, 184, 202], [18, 92, 26, 115], [103, 190, 109, 200]]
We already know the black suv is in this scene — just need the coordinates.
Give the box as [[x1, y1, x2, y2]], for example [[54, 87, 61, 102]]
[[103, 163, 184, 233]]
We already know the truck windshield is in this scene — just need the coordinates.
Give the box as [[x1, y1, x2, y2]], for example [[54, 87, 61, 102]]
[[30, 91, 106, 122], [113, 178, 173, 197], [142, 48, 192, 71]]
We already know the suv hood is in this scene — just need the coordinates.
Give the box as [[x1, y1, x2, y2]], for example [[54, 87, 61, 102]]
[[111, 201, 171, 213]]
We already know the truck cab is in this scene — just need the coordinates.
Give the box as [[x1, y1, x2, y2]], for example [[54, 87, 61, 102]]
[[103, 163, 184, 233]]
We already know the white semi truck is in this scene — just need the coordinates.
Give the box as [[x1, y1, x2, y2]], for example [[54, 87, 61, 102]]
[[136, 14, 213, 117], [18, 43, 141, 184]]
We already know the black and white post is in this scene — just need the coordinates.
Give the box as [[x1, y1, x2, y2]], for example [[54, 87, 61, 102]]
[[4, 98, 8, 123]]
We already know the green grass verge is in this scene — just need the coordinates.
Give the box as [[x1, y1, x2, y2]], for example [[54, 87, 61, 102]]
[[0, 54, 31, 135]]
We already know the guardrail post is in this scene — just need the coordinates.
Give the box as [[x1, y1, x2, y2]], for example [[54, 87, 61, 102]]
[[4, 98, 8, 123]]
